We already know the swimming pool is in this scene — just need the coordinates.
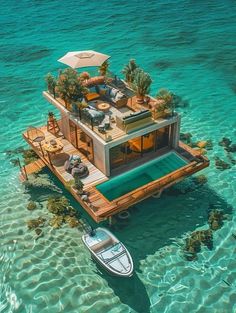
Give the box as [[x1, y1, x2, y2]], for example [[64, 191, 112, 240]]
[[96, 152, 188, 201]]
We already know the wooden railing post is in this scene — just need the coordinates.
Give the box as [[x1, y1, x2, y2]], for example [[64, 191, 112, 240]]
[[17, 157, 28, 181], [22, 165, 28, 180]]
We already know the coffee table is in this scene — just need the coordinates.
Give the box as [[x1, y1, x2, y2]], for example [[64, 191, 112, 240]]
[[96, 102, 111, 113], [43, 139, 63, 154]]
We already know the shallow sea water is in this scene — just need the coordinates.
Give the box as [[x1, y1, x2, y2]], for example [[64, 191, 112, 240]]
[[0, 1, 236, 312]]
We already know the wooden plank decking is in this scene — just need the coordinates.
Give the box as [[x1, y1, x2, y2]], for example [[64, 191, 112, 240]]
[[22, 125, 209, 222], [19, 159, 46, 182], [22, 126, 113, 222]]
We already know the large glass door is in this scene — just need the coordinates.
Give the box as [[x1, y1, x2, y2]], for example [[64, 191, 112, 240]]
[[109, 126, 171, 173], [141, 131, 155, 155], [155, 126, 170, 150], [69, 120, 94, 163], [77, 127, 94, 162]]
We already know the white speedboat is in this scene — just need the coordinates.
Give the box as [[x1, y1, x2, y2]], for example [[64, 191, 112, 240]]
[[82, 227, 133, 277]]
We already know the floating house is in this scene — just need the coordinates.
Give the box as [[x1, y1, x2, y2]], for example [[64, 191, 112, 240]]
[[22, 51, 209, 223]]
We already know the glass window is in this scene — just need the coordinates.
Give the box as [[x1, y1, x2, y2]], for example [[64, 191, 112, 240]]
[[109, 126, 171, 173], [141, 131, 155, 154], [110, 143, 126, 169], [155, 126, 170, 150], [127, 137, 142, 161]]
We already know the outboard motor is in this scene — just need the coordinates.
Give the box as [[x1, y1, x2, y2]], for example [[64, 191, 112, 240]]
[[89, 226, 96, 237]]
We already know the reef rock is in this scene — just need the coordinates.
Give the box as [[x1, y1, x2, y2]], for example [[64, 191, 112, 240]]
[[193, 174, 208, 185], [65, 216, 80, 228], [47, 196, 69, 215], [27, 217, 46, 230], [228, 144, 236, 153], [50, 215, 64, 229], [27, 201, 37, 211], [215, 157, 231, 170], [208, 209, 224, 230], [219, 137, 231, 149]]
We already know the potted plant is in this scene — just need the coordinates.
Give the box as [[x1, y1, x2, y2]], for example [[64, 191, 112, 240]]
[[122, 59, 139, 85], [73, 173, 84, 195], [45, 73, 57, 98], [48, 111, 55, 122], [132, 68, 152, 104], [80, 71, 90, 81], [153, 99, 166, 119], [99, 60, 109, 76], [156, 88, 174, 117]]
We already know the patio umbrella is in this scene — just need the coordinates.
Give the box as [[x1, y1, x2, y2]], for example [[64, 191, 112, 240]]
[[58, 50, 110, 69]]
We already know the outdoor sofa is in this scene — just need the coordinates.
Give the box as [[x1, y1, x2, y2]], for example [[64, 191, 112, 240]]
[[116, 109, 154, 133]]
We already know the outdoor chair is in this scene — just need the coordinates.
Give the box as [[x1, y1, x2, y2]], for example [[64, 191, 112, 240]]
[[98, 124, 106, 133]]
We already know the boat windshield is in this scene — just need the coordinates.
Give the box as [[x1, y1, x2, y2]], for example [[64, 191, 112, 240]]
[[99, 243, 125, 263]]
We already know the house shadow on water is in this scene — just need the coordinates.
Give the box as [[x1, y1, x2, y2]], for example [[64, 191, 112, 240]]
[[24, 171, 233, 313]]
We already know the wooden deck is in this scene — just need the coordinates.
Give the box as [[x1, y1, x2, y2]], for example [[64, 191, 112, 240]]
[[22, 125, 209, 222], [19, 159, 46, 182]]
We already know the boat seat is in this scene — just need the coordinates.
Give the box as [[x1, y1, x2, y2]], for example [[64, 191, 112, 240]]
[[91, 238, 113, 253]]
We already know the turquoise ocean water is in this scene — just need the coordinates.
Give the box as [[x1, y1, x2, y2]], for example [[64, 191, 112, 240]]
[[0, 0, 236, 312]]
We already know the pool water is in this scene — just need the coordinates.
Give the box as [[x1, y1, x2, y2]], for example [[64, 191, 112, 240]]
[[96, 152, 187, 201]]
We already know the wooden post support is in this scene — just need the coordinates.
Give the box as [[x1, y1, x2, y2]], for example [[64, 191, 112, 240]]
[[47, 152, 53, 167], [17, 157, 28, 181], [23, 165, 28, 180]]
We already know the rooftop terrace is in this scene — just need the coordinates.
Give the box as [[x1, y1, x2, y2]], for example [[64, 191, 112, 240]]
[[44, 60, 177, 144], [44, 86, 176, 144]]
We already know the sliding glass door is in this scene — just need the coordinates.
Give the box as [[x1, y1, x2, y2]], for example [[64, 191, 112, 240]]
[[69, 120, 94, 163], [110, 125, 172, 171], [155, 126, 170, 150]]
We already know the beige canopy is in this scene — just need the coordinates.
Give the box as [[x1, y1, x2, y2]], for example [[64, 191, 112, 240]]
[[58, 50, 110, 69]]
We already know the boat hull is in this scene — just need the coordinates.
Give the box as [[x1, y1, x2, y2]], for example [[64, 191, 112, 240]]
[[82, 227, 133, 277]]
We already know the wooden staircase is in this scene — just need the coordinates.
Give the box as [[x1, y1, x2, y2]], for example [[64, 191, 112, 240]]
[[19, 159, 46, 182]]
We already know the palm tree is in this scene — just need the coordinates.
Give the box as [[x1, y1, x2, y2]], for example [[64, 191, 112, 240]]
[[122, 59, 139, 84], [132, 69, 152, 104], [45, 73, 57, 98]]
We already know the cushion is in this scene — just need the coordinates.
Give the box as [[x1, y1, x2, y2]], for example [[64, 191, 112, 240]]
[[69, 155, 81, 162], [85, 92, 100, 101], [115, 91, 125, 101], [84, 76, 105, 87], [82, 108, 105, 125], [72, 163, 89, 178], [123, 110, 152, 124], [110, 87, 118, 98]]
